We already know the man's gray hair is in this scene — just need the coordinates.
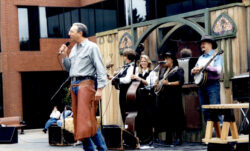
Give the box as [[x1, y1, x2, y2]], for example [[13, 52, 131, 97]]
[[73, 23, 88, 37]]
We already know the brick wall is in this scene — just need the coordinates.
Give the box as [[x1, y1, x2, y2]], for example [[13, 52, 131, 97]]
[[0, 0, 98, 117]]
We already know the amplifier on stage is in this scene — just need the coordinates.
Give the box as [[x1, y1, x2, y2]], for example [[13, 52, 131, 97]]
[[48, 125, 76, 146], [0, 127, 18, 143], [231, 73, 249, 102], [102, 125, 123, 150], [177, 57, 198, 84]]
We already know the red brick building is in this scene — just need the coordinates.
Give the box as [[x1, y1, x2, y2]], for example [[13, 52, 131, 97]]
[[0, 0, 248, 129], [0, 0, 107, 128]]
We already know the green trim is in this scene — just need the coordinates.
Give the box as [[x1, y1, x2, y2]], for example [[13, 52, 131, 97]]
[[205, 8, 210, 34], [218, 40, 223, 81], [228, 38, 234, 78], [133, 17, 205, 50], [118, 26, 132, 31], [132, 27, 137, 46], [244, 1, 250, 6], [186, 16, 204, 23], [158, 23, 184, 51], [223, 39, 230, 88], [130, 8, 208, 29], [158, 22, 178, 29], [209, 3, 245, 11], [157, 28, 163, 47]]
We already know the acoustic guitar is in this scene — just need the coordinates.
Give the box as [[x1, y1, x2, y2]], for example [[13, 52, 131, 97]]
[[194, 50, 224, 87], [154, 66, 178, 95]]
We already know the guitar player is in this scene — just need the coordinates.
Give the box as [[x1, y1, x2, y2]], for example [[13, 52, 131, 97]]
[[108, 49, 136, 123], [191, 35, 223, 123]]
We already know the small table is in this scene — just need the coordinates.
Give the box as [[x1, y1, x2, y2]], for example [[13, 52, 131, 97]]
[[202, 103, 249, 144]]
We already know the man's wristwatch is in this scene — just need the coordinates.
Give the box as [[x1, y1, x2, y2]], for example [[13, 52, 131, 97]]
[[168, 82, 171, 86]]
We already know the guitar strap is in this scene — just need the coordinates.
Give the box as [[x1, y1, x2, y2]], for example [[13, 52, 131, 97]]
[[209, 52, 217, 65], [161, 66, 179, 81]]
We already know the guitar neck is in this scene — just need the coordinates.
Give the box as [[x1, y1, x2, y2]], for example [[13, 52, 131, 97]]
[[200, 52, 219, 72], [132, 60, 137, 74]]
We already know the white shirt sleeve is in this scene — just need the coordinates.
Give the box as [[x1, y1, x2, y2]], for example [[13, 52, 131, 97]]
[[119, 65, 134, 84], [135, 67, 139, 76], [146, 71, 158, 88]]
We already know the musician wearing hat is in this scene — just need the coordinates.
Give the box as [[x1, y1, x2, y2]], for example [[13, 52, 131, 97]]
[[191, 35, 223, 123], [154, 51, 185, 146]]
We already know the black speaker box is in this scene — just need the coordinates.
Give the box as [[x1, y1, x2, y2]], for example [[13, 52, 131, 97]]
[[231, 73, 249, 102], [177, 57, 198, 84], [48, 125, 76, 146], [236, 143, 249, 151], [102, 125, 123, 150], [0, 127, 18, 143], [207, 143, 234, 151]]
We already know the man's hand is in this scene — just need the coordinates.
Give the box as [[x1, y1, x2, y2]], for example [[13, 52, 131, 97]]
[[95, 88, 103, 101], [192, 67, 202, 74], [162, 80, 169, 85], [131, 75, 140, 80], [59, 44, 68, 56], [153, 81, 158, 88]]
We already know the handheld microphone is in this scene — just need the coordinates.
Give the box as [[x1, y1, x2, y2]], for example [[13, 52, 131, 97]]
[[58, 42, 70, 55], [158, 61, 167, 64], [65, 41, 70, 47]]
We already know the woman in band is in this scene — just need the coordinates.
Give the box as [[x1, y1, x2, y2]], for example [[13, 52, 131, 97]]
[[131, 55, 157, 89], [131, 55, 158, 144], [154, 51, 185, 146], [110, 49, 136, 123]]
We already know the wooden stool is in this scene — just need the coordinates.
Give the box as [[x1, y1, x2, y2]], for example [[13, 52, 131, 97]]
[[202, 103, 249, 144]]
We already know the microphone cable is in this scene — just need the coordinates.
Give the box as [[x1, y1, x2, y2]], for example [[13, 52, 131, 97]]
[[50, 76, 70, 102], [57, 55, 65, 71]]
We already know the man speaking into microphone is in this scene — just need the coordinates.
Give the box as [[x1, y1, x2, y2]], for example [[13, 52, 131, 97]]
[[59, 23, 107, 151]]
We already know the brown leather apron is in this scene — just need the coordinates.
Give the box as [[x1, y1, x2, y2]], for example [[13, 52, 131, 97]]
[[70, 80, 98, 141]]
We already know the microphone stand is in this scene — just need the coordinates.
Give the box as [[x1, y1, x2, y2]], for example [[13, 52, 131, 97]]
[[153, 64, 161, 72], [49, 76, 70, 144]]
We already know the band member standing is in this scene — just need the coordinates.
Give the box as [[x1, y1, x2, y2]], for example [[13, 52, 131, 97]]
[[154, 51, 185, 146], [131, 55, 157, 89], [131, 55, 157, 144], [191, 35, 223, 123], [110, 49, 136, 123], [60, 23, 107, 151]]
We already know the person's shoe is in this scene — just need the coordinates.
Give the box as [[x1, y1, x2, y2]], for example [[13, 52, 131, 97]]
[[42, 129, 47, 134]]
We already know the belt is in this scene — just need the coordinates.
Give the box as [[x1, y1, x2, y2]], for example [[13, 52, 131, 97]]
[[71, 76, 94, 82]]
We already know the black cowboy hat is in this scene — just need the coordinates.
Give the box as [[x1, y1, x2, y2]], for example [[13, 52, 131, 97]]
[[164, 51, 176, 59], [199, 35, 217, 49]]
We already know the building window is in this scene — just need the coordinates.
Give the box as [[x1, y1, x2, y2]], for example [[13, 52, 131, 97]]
[[80, 0, 119, 36], [39, 7, 48, 38], [46, 7, 81, 38], [80, 8, 95, 36], [46, 0, 120, 37], [46, 7, 64, 38], [18, 1, 124, 40], [18, 7, 40, 51], [155, 0, 241, 19]]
